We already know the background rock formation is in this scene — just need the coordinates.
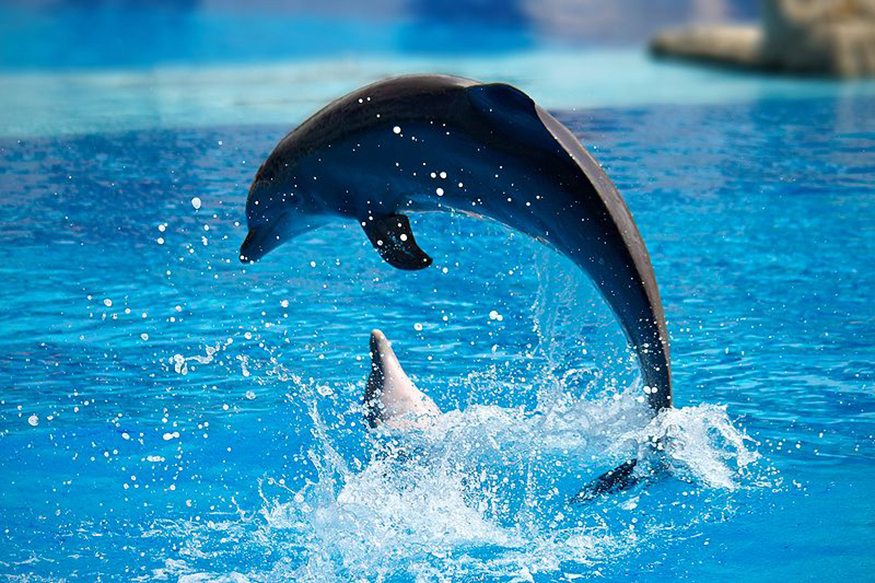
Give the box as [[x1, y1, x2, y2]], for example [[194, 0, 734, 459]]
[[651, 0, 875, 76]]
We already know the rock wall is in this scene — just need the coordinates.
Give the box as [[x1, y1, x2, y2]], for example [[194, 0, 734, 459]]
[[651, 0, 875, 77], [762, 0, 875, 75]]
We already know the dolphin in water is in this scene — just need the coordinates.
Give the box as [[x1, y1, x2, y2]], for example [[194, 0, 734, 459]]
[[362, 329, 649, 501], [239, 74, 672, 414], [364, 329, 440, 430]]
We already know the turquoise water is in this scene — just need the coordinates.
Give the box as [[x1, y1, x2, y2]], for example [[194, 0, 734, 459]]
[[3, 93, 874, 581], [2, 3, 875, 582]]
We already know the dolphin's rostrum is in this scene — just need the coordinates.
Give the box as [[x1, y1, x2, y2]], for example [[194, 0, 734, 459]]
[[240, 74, 672, 412], [364, 329, 440, 430]]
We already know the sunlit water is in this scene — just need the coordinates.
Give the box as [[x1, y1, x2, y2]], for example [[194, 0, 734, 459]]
[[1, 91, 874, 581]]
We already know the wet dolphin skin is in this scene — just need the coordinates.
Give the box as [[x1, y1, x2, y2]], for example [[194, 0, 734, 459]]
[[240, 74, 672, 412]]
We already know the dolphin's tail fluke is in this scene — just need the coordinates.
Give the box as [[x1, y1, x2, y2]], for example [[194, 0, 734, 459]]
[[571, 454, 669, 504], [571, 458, 641, 503], [364, 330, 441, 429]]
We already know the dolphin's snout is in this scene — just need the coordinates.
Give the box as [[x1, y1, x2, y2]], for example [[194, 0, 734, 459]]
[[239, 224, 282, 264], [369, 329, 390, 368], [370, 329, 387, 347], [239, 229, 259, 263], [364, 329, 441, 428], [239, 212, 306, 264]]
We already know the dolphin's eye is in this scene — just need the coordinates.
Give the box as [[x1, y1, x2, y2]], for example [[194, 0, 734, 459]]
[[284, 192, 301, 207]]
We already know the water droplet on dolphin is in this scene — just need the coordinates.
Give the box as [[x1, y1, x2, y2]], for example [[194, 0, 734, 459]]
[[392, 126, 402, 135]]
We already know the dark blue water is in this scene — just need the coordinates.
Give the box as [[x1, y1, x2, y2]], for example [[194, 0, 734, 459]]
[[1, 92, 873, 580]]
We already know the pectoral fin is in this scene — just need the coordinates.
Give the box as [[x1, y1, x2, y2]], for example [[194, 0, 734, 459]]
[[362, 214, 433, 270]]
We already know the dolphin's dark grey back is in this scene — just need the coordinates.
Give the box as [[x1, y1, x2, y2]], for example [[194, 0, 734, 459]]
[[254, 76, 476, 185], [457, 80, 672, 409], [536, 107, 671, 408]]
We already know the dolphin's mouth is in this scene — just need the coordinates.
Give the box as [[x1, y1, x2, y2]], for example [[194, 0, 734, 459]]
[[238, 229, 263, 263], [239, 221, 284, 263], [239, 213, 328, 264]]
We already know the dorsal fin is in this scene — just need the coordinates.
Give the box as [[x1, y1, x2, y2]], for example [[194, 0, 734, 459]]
[[467, 83, 536, 116], [466, 83, 557, 151]]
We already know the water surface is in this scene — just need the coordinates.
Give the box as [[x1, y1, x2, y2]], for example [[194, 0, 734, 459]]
[[1, 90, 873, 580]]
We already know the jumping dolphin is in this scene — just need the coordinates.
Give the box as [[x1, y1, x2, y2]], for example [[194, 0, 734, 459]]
[[239, 74, 672, 413]]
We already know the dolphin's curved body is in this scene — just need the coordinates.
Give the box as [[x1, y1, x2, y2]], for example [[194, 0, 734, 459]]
[[240, 74, 672, 412]]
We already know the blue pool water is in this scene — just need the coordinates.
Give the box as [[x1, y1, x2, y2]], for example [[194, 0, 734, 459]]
[[2, 1, 875, 580], [2, 91, 874, 581], [0, 0, 759, 70]]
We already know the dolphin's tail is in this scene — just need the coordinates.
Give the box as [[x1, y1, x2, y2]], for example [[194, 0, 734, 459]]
[[571, 452, 669, 504], [364, 330, 441, 429], [571, 459, 641, 503]]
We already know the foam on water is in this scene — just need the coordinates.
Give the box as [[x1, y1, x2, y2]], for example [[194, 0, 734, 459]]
[[143, 359, 764, 582]]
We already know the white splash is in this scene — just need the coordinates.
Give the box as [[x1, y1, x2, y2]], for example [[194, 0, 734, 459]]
[[247, 389, 760, 581], [170, 339, 234, 376]]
